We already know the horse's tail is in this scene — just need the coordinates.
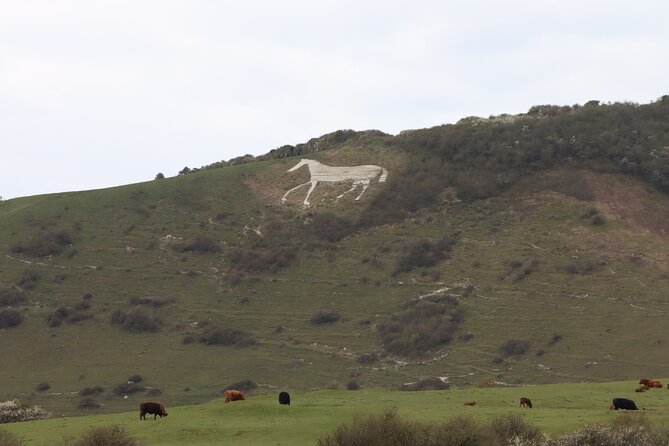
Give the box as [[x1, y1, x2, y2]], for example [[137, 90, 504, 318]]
[[378, 167, 388, 183]]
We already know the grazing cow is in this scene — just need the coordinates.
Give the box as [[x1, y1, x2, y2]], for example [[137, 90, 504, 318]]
[[224, 389, 246, 403], [279, 391, 291, 405], [463, 401, 476, 406], [520, 397, 533, 408], [639, 379, 662, 388], [610, 398, 638, 410], [140, 402, 168, 420]]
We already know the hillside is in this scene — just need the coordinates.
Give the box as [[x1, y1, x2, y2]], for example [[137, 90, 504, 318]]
[[2, 98, 669, 417]]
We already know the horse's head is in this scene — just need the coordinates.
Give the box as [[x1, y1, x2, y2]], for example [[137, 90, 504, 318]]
[[287, 159, 309, 172]]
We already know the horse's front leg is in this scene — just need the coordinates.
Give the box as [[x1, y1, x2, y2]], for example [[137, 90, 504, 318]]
[[303, 181, 318, 207], [282, 181, 311, 203]]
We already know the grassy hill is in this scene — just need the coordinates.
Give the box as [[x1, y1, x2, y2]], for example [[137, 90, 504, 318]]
[[2, 98, 669, 419], [3, 381, 669, 445]]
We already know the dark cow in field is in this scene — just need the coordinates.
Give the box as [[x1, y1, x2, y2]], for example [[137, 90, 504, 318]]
[[639, 379, 662, 388], [463, 401, 476, 406], [224, 389, 246, 403], [520, 397, 533, 408], [279, 391, 291, 405], [140, 402, 168, 420], [610, 398, 638, 410]]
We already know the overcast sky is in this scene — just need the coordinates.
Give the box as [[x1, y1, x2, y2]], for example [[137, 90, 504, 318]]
[[1, 1, 668, 199]]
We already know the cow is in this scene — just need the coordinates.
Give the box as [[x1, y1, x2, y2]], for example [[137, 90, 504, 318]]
[[279, 391, 291, 405], [639, 379, 662, 388], [140, 402, 168, 420], [520, 397, 533, 408], [610, 398, 638, 410], [224, 389, 246, 403], [635, 385, 649, 393], [463, 401, 476, 406]]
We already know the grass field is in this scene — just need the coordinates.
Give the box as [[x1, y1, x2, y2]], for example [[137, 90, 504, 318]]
[[3, 380, 668, 445]]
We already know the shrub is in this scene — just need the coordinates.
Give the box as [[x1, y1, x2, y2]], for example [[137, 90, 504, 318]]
[[72, 425, 139, 446], [401, 377, 450, 391], [548, 333, 563, 346], [545, 423, 669, 446], [198, 326, 256, 347], [356, 353, 378, 364], [48, 305, 90, 327], [0, 429, 22, 446], [228, 247, 297, 273], [0, 400, 49, 424], [79, 386, 104, 397], [378, 294, 464, 357], [0, 309, 23, 329], [310, 310, 341, 325], [489, 413, 542, 445], [16, 270, 39, 289], [112, 383, 145, 396], [307, 213, 357, 242], [223, 379, 257, 393], [317, 408, 426, 446], [500, 339, 530, 357], [78, 398, 101, 409], [127, 375, 143, 384], [394, 236, 457, 275], [10, 229, 73, 257], [0, 286, 26, 307], [146, 388, 162, 397], [346, 381, 361, 391], [111, 307, 161, 333], [174, 236, 221, 253], [35, 383, 50, 392]]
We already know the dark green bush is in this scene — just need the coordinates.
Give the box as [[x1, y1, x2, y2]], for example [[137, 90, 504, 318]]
[[16, 270, 39, 289], [489, 413, 542, 445], [310, 311, 341, 325], [173, 236, 221, 253], [112, 382, 145, 396], [111, 307, 160, 333], [72, 425, 139, 446], [35, 383, 50, 392], [129, 296, 170, 307], [79, 386, 104, 397], [0, 286, 26, 307], [11, 229, 73, 257], [393, 236, 457, 275], [378, 294, 464, 357], [198, 326, 256, 347], [500, 339, 530, 357], [228, 247, 297, 273], [77, 398, 101, 409], [0, 309, 23, 329]]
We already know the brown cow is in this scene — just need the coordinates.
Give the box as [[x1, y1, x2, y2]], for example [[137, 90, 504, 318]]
[[463, 401, 476, 406], [639, 379, 662, 388], [520, 397, 533, 408], [140, 402, 168, 420], [224, 389, 246, 403], [635, 385, 650, 392]]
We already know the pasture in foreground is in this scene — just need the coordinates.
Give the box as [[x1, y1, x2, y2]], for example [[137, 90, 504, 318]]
[[3, 380, 669, 446]]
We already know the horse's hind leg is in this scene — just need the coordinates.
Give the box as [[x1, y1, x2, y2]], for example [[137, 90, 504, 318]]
[[336, 183, 360, 201], [354, 182, 370, 201], [282, 181, 311, 203]]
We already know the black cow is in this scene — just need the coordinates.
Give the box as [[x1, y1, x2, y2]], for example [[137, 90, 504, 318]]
[[140, 402, 168, 420], [610, 398, 638, 410], [279, 391, 291, 405]]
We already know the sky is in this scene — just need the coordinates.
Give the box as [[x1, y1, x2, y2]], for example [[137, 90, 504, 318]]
[[1, 1, 668, 199]]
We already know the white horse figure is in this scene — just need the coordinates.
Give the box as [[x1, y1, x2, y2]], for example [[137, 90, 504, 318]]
[[282, 159, 388, 207]]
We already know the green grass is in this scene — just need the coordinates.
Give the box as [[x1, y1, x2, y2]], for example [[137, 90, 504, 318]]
[[3, 152, 669, 418], [3, 381, 667, 445]]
